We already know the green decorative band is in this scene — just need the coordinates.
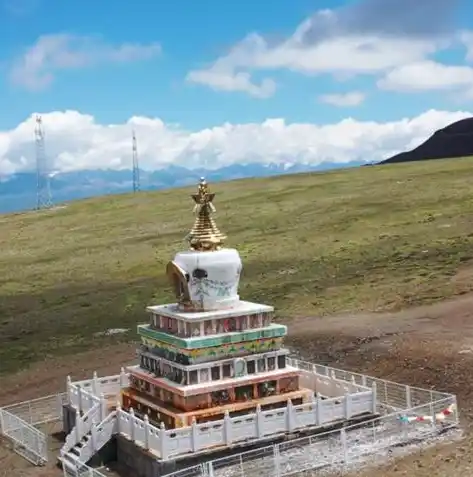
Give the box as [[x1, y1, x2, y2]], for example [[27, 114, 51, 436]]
[[137, 323, 287, 349], [139, 336, 285, 364]]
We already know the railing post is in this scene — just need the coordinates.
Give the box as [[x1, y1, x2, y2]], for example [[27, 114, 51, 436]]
[[361, 375, 367, 387], [344, 393, 352, 419], [28, 400, 33, 424], [316, 393, 323, 426], [371, 383, 377, 414], [116, 402, 122, 433], [92, 372, 99, 396], [430, 401, 437, 430], [454, 397, 460, 425], [56, 394, 64, 420], [77, 386, 83, 413], [129, 408, 136, 441], [207, 460, 215, 477], [143, 415, 150, 450], [223, 410, 232, 445], [159, 422, 167, 460], [405, 385, 412, 408], [255, 404, 263, 438], [100, 393, 107, 421], [400, 415, 408, 440], [273, 443, 281, 477], [191, 417, 198, 452], [66, 376, 72, 403], [120, 367, 127, 388], [75, 410, 82, 442], [90, 418, 97, 452], [340, 428, 348, 463], [286, 399, 294, 432]]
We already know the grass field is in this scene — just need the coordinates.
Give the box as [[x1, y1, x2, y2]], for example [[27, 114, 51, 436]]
[[2, 157, 473, 375]]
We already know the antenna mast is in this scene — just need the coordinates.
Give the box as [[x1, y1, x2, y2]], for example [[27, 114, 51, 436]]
[[132, 130, 140, 193], [35, 115, 53, 210]]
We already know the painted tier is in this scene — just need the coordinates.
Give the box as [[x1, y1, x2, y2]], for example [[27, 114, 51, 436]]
[[138, 336, 284, 365], [122, 385, 313, 427], [122, 298, 302, 428], [137, 323, 287, 349]]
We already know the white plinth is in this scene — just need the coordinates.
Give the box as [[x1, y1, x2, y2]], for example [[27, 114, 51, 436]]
[[169, 248, 242, 311], [147, 300, 274, 321]]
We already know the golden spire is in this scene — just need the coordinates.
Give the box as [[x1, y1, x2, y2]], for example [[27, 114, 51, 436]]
[[186, 178, 226, 251]]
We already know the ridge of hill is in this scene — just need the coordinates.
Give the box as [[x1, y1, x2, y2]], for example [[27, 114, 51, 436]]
[[0, 160, 365, 214], [380, 117, 473, 164], [2, 157, 473, 375]]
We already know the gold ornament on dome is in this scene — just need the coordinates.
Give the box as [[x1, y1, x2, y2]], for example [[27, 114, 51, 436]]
[[186, 177, 226, 252]]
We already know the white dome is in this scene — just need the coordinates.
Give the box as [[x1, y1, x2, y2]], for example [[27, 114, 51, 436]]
[[167, 248, 242, 311]]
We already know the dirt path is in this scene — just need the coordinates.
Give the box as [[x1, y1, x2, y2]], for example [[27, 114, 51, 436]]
[[4, 294, 473, 476]]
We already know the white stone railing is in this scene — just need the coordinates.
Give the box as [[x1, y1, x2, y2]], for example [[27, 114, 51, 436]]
[[115, 388, 375, 460], [62, 360, 377, 465], [60, 391, 114, 457], [66, 359, 370, 413], [75, 411, 119, 464], [301, 369, 370, 397], [61, 401, 102, 457], [67, 369, 130, 413], [287, 358, 453, 410]]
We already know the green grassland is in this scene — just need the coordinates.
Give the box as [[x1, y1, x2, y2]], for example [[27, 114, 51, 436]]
[[2, 157, 473, 374]]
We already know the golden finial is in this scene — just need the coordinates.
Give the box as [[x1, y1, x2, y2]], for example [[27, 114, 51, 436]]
[[186, 177, 226, 251]]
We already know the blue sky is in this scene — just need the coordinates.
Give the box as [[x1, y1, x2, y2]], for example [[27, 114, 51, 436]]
[[1, 0, 473, 174], [1, 0, 473, 130]]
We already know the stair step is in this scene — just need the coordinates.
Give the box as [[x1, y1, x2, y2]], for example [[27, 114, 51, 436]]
[[62, 452, 80, 462], [70, 447, 81, 456]]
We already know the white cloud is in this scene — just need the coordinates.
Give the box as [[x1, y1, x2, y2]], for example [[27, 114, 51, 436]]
[[186, 0, 456, 97], [378, 60, 473, 94], [186, 30, 438, 97], [319, 91, 366, 107], [186, 68, 276, 99], [9, 34, 161, 91], [0, 109, 471, 175], [460, 30, 473, 62]]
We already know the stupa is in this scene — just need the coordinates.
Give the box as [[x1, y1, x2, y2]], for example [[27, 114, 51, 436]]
[[121, 178, 312, 428]]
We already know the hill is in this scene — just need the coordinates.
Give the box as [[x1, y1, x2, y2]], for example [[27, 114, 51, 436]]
[[2, 157, 473, 375], [380, 117, 473, 164], [0, 161, 364, 214]]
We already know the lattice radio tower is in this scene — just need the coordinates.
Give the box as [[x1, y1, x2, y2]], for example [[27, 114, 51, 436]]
[[132, 130, 140, 193], [35, 115, 53, 210]]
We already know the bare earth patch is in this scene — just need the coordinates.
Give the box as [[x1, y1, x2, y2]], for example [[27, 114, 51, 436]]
[[5, 293, 473, 476]]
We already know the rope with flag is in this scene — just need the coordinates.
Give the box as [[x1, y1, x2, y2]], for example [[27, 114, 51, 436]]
[[398, 403, 456, 423]]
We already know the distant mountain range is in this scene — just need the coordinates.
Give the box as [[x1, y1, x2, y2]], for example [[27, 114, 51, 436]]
[[380, 117, 473, 164], [0, 160, 365, 214], [5, 115, 473, 215]]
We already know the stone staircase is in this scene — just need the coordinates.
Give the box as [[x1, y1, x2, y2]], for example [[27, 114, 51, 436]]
[[59, 398, 118, 472], [62, 411, 118, 468]]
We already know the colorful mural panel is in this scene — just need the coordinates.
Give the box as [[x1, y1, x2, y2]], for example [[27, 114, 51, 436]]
[[139, 336, 285, 364], [138, 323, 287, 349]]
